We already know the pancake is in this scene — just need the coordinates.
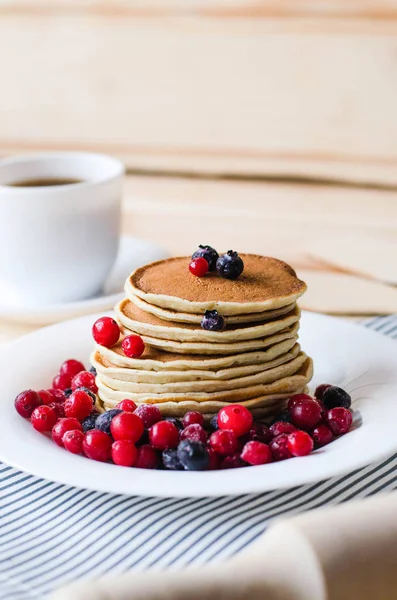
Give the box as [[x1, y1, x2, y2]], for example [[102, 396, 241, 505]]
[[95, 336, 299, 371], [127, 255, 306, 315], [127, 293, 297, 326], [96, 395, 293, 418], [96, 356, 313, 404], [97, 396, 292, 418], [96, 389, 310, 419], [133, 321, 300, 355], [115, 298, 301, 343], [95, 350, 306, 394], [92, 251, 312, 421], [91, 343, 301, 384]]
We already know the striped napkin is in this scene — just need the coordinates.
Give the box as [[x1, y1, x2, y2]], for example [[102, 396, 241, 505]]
[[1, 315, 396, 600]]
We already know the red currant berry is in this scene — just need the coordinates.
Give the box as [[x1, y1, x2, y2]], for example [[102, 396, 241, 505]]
[[312, 424, 334, 447], [249, 423, 272, 444], [62, 429, 85, 454], [60, 359, 85, 379], [71, 371, 98, 394], [82, 430, 112, 462], [92, 317, 120, 347], [314, 383, 332, 401], [189, 257, 209, 277], [180, 424, 207, 444], [217, 404, 253, 437], [270, 434, 293, 461], [122, 335, 145, 359], [134, 405, 161, 428], [48, 389, 65, 403], [115, 399, 137, 412], [182, 411, 204, 428], [149, 421, 179, 450], [289, 398, 322, 431], [135, 445, 159, 469], [209, 429, 238, 456], [269, 421, 297, 437], [64, 390, 93, 420], [111, 440, 138, 466], [287, 431, 314, 457], [287, 393, 313, 412], [31, 405, 57, 432], [316, 399, 327, 419], [14, 390, 41, 418], [241, 441, 273, 466], [220, 452, 247, 469], [52, 418, 82, 447], [37, 389, 53, 405], [207, 448, 220, 470], [110, 412, 144, 442], [327, 407, 353, 436], [48, 402, 65, 419], [52, 372, 72, 391]]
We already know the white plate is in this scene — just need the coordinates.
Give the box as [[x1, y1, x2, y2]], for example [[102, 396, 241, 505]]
[[0, 311, 396, 497], [0, 236, 169, 325]]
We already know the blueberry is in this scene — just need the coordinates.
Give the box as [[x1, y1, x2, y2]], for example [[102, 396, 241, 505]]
[[177, 440, 209, 471], [95, 409, 122, 434], [322, 386, 351, 410], [164, 417, 183, 431], [162, 449, 184, 470], [201, 310, 225, 332], [75, 386, 96, 404], [64, 388, 73, 398], [270, 410, 291, 425], [216, 250, 244, 280], [81, 411, 100, 433], [89, 366, 97, 375], [191, 245, 219, 272], [209, 414, 219, 431]]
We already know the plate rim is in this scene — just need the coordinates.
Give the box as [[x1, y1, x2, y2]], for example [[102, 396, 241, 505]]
[[0, 311, 397, 498]]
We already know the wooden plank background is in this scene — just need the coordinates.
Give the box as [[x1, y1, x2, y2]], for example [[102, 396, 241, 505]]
[[1, 1, 397, 182], [122, 175, 397, 261], [2, 1, 397, 18]]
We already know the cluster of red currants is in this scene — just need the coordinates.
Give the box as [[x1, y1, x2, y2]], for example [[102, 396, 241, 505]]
[[92, 316, 145, 357], [14, 357, 353, 471]]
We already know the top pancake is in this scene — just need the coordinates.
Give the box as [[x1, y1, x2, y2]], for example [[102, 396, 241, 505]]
[[127, 255, 306, 315]]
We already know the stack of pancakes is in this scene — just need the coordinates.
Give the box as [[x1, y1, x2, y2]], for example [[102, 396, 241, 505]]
[[92, 255, 313, 419]]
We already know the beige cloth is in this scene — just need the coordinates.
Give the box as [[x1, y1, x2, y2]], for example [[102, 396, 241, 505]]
[[52, 492, 397, 600]]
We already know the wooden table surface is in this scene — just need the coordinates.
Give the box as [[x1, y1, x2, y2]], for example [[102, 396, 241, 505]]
[[1, 170, 395, 347]]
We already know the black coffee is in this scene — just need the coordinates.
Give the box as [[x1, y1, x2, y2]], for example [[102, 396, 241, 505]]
[[8, 178, 83, 187]]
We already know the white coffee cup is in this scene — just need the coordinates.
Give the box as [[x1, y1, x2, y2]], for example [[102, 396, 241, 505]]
[[0, 152, 124, 306]]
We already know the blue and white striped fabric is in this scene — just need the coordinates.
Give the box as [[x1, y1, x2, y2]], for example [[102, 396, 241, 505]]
[[1, 315, 397, 600]]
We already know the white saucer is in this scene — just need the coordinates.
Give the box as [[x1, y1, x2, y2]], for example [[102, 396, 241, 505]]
[[0, 311, 397, 497], [0, 236, 169, 325]]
